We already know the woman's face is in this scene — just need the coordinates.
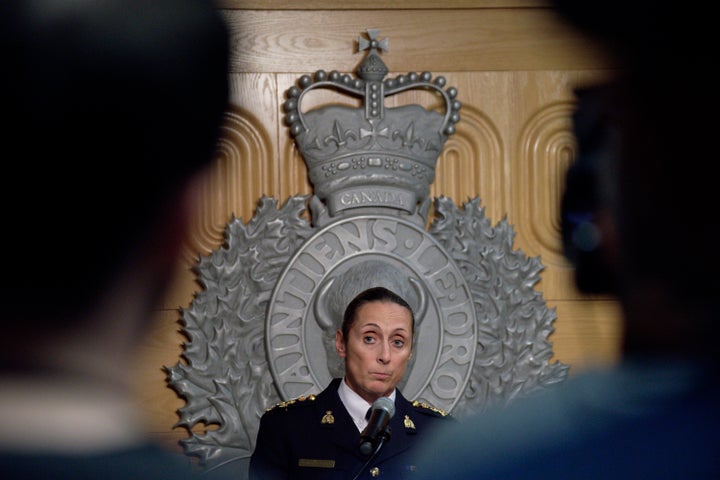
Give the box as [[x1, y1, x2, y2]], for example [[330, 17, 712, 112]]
[[335, 300, 413, 404]]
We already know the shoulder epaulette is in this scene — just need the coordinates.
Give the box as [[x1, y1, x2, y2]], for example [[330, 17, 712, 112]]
[[411, 400, 450, 417], [264, 394, 317, 413]]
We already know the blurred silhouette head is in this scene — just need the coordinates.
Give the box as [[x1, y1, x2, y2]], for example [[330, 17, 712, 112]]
[[1, 0, 229, 329], [556, 0, 719, 352]]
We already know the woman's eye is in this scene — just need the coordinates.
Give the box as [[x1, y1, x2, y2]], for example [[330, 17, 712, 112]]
[[392, 339, 405, 348], [363, 335, 375, 344]]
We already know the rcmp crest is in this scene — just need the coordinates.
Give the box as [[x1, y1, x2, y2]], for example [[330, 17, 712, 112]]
[[166, 29, 568, 472]]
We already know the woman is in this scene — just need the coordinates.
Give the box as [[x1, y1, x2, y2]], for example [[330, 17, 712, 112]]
[[249, 287, 452, 480]]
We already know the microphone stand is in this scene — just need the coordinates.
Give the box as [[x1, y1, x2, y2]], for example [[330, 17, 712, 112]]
[[351, 427, 391, 480]]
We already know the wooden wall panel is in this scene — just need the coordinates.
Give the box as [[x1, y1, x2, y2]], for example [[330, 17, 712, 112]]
[[550, 299, 623, 370], [133, 3, 623, 451], [220, 9, 613, 73], [132, 310, 188, 446]]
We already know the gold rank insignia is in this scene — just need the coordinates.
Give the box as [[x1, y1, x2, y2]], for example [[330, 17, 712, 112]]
[[411, 400, 449, 416], [321, 410, 334, 424], [403, 415, 416, 430], [265, 394, 317, 412]]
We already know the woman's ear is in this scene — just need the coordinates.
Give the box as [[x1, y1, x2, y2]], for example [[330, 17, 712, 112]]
[[335, 330, 346, 358]]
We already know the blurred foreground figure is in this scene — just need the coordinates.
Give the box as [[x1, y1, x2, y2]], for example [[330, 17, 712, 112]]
[[410, 1, 720, 478], [0, 0, 229, 478]]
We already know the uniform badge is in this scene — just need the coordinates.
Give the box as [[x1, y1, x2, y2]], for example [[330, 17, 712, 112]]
[[166, 28, 569, 470], [403, 415, 416, 430], [299, 459, 335, 469], [321, 410, 334, 424]]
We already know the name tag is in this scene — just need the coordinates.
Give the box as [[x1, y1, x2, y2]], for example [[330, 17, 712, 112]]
[[298, 458, 336, 469]]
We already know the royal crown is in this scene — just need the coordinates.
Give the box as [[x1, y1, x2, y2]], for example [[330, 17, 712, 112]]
[[283, 29, 461, 219]]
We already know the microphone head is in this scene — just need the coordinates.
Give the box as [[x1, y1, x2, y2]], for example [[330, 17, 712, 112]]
[[372, 396, 395, 418], [360, 396, 395, 456]]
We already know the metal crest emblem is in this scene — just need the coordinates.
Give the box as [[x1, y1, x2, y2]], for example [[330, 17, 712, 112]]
[[166, 29, 568, 474]]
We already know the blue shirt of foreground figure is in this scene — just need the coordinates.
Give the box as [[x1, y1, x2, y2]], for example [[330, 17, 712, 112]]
[[410, 357, 720, 479]]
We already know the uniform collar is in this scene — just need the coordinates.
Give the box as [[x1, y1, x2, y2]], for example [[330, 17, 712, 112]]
[[337, 377, 396, 432]]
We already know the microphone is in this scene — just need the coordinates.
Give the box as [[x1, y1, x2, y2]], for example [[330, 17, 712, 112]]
[[359, 396, 395, 456]]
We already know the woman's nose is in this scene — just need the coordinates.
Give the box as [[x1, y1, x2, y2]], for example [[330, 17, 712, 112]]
[[377, 343, 390, 364]]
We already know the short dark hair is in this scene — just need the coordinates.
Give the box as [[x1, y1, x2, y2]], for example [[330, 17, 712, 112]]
[[341, 287, 415, 341], [2, 0, 229, 324]]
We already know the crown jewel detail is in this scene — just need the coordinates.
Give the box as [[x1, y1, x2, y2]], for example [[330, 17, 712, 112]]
[[284, 29, 461, 217]]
